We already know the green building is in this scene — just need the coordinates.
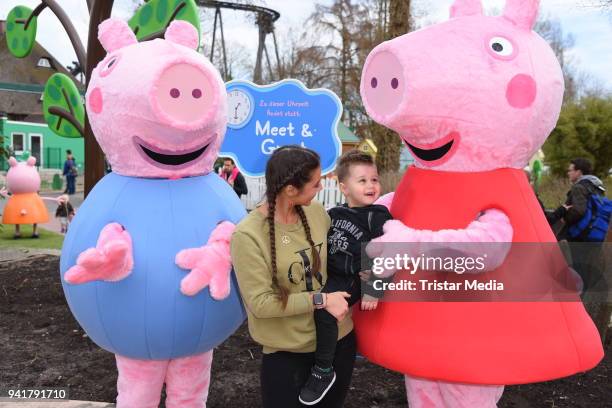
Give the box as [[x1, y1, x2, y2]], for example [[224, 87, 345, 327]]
[[0, 20, 84, 171], [0, 116, 84, 171]]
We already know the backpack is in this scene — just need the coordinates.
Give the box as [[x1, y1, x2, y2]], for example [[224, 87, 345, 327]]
[[568, 193, 612, 242]]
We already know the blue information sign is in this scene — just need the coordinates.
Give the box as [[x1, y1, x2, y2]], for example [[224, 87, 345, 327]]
[[220, 79, 343, 177]]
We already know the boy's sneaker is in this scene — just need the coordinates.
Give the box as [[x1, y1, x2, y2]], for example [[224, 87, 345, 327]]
[[298, 366, 336, 405]]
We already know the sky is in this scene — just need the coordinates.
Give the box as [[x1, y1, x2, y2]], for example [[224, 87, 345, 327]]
[[1, 0, 611, 90]]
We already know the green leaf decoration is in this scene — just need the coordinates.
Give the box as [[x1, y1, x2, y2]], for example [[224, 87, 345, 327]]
[[6, 6, 38, 58], [128, 0, 200, 43], [43, 73, 85, 138]]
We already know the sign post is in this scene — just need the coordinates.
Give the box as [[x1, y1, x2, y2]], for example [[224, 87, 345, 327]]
[[221, 79, 343, 177]]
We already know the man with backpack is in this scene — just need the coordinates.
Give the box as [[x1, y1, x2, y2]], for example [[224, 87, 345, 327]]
[[549, 158, 611, 294]]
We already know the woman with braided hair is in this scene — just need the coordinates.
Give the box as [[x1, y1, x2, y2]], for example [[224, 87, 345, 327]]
[[231, 145, 356, 407]]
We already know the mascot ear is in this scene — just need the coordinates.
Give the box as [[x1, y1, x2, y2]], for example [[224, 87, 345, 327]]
[[26, 156, 36, 166], [8, 157, 17, 167], [450, 0, 483, 18], [98, 18, 138, 53], [165, 20, 199, 50], [503, 0, 539, 31]]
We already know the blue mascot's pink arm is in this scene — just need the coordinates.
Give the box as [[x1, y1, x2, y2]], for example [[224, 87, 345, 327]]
[[64, 223, 134, 284], [176, 221, 236, 299]]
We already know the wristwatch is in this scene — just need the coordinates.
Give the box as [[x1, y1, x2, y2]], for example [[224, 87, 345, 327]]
[[313, 292, 326, 309]]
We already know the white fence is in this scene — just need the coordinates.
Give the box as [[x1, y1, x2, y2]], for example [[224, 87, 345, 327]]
[[241, 177, 346, 210]]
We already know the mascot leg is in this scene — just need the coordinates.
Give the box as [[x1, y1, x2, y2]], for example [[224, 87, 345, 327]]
[[405, 375, 444, 407], [405, 375, 504, 408], [438, 382, 504, 407], [115, 354, 168, 408], [165, 350, 214, 408]]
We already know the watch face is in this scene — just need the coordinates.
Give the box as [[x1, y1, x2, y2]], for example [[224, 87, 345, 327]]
[[313, 293, 323, 305], [227, 89, 253, 129]]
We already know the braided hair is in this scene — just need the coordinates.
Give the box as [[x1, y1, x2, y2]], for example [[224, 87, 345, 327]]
[[265, 145, 321, 308]]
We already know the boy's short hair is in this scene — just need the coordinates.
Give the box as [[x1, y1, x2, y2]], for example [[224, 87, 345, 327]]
[[336, 150, 376, 182]]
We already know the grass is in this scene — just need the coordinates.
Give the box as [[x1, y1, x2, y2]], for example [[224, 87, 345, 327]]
[[0, 224, 64, 250]]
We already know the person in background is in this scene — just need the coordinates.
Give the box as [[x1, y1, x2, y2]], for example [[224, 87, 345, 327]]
[[62, 150, 77, 195], [549, 158, 606, 241], [55, 194, 75, 234], [548, 158, 608, 294], [220, 157, 248, 198]]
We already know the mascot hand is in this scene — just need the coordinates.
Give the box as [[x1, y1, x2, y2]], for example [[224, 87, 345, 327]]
[[366, 209, 513, 275], [375, 192, 395, 210], [64, 223, 134, 284], [176, 222, 235, 299], [366, 220, 421, 277]]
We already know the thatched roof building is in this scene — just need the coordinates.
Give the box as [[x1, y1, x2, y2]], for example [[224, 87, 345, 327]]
[[0, 20, 82, 122]]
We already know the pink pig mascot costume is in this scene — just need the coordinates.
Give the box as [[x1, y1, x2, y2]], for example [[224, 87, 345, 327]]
[[354, 0, 604, 407], [60, 19, 246, 408], [2, 157, 49, 234]]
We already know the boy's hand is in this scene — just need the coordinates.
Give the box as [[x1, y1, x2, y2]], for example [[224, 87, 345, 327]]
[[359, 269, 372, 282], [361, 294, 379, 311]]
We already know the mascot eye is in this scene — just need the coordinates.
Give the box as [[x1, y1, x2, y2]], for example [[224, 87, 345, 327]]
[[100, 55, 121, 77], [488, 37, 514, 57]]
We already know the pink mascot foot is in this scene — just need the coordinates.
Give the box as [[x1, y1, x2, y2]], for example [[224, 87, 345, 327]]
[[116, 351, 213, 408], [405, 376, 504, 408]]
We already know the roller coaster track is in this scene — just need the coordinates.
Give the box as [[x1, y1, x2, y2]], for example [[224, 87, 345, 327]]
[[197, 1, 282, 82], [198, 1, 280, 23]]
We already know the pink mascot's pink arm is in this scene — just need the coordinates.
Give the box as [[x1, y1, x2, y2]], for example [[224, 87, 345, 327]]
[[64, 223, 134, 284], [175, 221, 236, 299], [368, 196, 513, 277]]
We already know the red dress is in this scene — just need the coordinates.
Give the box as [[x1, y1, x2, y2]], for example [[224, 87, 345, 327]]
[[353, 166, 603, 385]]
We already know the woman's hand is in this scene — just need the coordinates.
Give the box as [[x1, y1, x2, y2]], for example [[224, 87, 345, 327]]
[[324, 291, 350, 321]]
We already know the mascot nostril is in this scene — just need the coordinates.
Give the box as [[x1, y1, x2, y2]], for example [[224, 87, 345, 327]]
[[355, 0, 604, 406]]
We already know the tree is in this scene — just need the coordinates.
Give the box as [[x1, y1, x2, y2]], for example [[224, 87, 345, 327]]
[[295, 0, 412, 173], [370, 0, 410, 173], [4, 0, 201, 194], [543, 95, 612, 179], [535, 17, 578, 101]]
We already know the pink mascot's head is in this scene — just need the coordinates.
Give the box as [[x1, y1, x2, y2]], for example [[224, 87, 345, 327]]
[[86, 19, 227, 178], [360, 0, 563, 172], [6, 157, 40, 194]]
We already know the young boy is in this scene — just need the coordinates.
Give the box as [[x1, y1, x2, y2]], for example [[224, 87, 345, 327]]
[[55, 194, 75, 234], [299, 150, 393, 405]]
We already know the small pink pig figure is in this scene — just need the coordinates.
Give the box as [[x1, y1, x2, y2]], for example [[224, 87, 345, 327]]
[[2, 156, 49, 238], [60, 18, 246, 408], [355, 0, 603, 406]]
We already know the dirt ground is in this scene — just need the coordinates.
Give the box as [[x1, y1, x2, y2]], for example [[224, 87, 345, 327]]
[[0, 255, 609, 407]]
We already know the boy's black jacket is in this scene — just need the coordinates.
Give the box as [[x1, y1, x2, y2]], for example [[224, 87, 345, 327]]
[[327, 203, 393, 297]]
